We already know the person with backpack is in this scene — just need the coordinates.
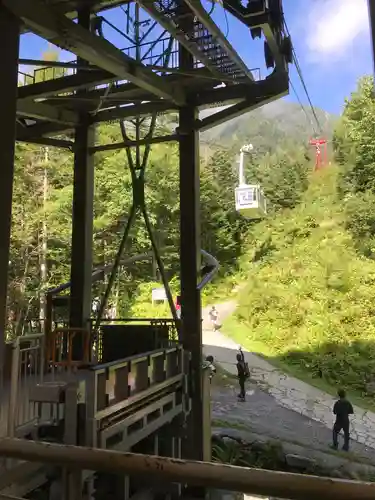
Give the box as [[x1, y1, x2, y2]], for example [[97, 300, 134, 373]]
[[236, 348, 249, 401]]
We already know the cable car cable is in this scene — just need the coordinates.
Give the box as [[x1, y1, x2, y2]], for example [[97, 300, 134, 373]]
[[283, 18, 322, 134], [289, 78, 317, 136]]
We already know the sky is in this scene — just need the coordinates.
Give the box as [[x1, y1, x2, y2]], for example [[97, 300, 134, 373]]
[[19, 0, 374, 117]]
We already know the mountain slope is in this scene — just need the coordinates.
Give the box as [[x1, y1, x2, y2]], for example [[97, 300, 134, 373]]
[[201, 99, 336, 153], [225, 165, 375, 405]]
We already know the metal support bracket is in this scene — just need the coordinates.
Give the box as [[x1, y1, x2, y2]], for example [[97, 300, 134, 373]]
[[93, 116, 179, 336]]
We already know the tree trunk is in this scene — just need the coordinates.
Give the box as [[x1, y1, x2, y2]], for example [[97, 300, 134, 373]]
[[39, 147, 48, 323]]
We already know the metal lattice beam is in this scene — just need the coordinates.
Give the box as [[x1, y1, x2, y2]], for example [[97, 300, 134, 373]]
[[182, 0, 254, 81], [6, 0, 185, 104]]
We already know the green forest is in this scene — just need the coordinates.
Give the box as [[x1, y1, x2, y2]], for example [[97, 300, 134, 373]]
[[9, 86, 314, 332], [11, 66, 375, 405], [225, 76, 375, 408]]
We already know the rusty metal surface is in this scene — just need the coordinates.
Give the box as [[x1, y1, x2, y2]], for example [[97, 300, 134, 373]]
[[0, 439, 375, 500]]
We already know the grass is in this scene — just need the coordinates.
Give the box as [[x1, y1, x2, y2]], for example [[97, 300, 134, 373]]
[[211, 364, 238, 388], [212, 418, 251, 432], [220, 166, 375, 412], [223, 315, 375, 412]]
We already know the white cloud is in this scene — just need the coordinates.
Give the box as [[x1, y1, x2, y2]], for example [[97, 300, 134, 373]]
[[304, 0, 369, 62]]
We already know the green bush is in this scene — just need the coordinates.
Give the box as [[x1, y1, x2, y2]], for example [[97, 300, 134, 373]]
[[230, 166, 375, 400]]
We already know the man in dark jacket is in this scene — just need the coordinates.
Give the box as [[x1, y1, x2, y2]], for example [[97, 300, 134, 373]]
[[332, 389, 354, 451], [236, 353, 247, 401]]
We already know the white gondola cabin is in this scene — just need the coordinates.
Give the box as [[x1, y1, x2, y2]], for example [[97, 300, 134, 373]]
[[235, 184, 266, 219], [235, 144, 267, 219]]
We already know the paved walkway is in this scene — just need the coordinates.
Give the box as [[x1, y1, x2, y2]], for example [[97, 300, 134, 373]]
[[202, 302, 375, 452]]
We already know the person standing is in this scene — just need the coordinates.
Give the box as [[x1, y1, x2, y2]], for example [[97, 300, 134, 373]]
[[236, 353, 248, 401], [204, 355, 216, 384], [209, 306, 219, 331], [332, 389, 354, 451], [175, 295, 181, 319]]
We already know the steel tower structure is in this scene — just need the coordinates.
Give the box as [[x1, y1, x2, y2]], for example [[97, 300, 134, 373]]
[[0, 0, 290, 479]]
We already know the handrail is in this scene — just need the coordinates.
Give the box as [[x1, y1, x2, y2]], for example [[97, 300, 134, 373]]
[[91, 345, 181, 371], [0, 439, 373, 500], [47, 248, 218, 298], [46, 252, 155, 297]]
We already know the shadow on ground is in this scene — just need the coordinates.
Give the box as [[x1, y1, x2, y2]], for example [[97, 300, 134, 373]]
[[275, 339, 375, 401], [203, 340, 375, 464]]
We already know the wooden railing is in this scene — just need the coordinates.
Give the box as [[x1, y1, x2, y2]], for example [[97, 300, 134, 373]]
[[85, 345, 186, 449], [6, 334, 45, 438]]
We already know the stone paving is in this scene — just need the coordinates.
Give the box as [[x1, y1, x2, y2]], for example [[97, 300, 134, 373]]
[[202, 302, 375, 452]]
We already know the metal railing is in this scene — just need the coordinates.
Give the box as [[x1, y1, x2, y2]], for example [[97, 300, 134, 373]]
[[17, 34, 179, 88], [0, 438, 373, 500]]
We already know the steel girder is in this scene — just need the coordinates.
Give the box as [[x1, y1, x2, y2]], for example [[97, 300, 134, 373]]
[[182, 0, 254, 81], [20, 0, 131, 31], [16, 71, 288, 143], [16, 135, 74, 149], [197, 94, 285, 132], [92, 101, 178, 124], [16, 122, 73, 142], [193, 71, 289, 131], [18, 68, 220, 105], [17, 100, 78, 126], [16, 73, 220, 138], [195, 71, 289, 108], [5, 0, 185, 104], [137, 0, 249, 83], [222, 0, 287, 71], [91, 133, 178, 152]]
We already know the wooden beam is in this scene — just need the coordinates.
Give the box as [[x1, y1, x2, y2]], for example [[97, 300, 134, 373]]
[[5, 0, 185, 104]]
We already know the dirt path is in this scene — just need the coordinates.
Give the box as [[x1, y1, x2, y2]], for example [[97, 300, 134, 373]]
[[202, 301, 375, 455]]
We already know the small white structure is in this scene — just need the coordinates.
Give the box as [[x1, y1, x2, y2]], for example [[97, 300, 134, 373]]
[[151, 287, 167, 304], [234, 143, 267, 219]]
